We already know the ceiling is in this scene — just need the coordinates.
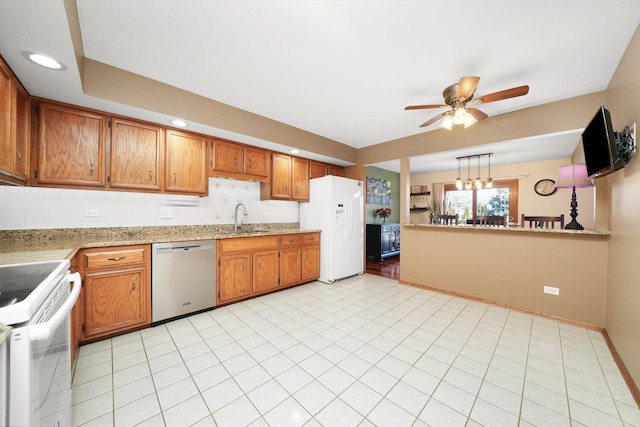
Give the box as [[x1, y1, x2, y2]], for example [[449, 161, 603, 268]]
[[1, 1, 639, 174]]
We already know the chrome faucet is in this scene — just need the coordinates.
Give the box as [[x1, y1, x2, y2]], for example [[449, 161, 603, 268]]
[[234, 202, 248, 232]]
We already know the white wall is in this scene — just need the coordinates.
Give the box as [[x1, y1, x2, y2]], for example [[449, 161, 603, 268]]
[[0, 178, 300, 230], [410, 158, 598, 229]]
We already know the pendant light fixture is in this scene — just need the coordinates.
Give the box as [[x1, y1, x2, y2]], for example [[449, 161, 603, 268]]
[[455, 153, 493, 190], [486, 154, 493, 188]]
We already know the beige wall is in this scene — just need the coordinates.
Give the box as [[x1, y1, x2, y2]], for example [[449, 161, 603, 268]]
[[357, 92, 606, 166], [604, 24, 640, 387], [401, 227, 608, 326], [409, 158, 597, 230]]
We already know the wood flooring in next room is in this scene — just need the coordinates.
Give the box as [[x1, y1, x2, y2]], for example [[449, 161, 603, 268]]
[[366, 255, 400, 281]]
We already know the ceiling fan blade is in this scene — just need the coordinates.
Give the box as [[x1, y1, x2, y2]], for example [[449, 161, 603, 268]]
[[473, 85, 530, 104], [456, 76, 480, 100], [404, 104, 447, 110], [467, 108, 488, 121], [419, 112, 446, 128]]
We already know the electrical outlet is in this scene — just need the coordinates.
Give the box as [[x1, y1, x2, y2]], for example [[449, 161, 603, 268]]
[[544, 286, 560, 295], [160, 207, 173, 219], [84, 208, 100, 217]]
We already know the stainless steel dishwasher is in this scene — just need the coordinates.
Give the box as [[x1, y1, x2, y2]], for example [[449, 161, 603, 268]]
[[151, 240, 216, 324]]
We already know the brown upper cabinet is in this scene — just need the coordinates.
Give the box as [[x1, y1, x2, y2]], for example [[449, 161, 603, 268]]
[[261, 153, 310, 201], [309, 160, 344, 179], [244, 145, 269, 179], [292, 157, 310, 201], [33, 100, 206, 195], [210, 139, 243, 174], [327, 164, 345, 177], [266, 152, 292, 199], [165, 129, 208, 195], [36, 102, 107, 188], [0, 60, 30, 184], [209, 139, 270, 183], [309, 160, 327, 179], [109, 118, 163, 191]]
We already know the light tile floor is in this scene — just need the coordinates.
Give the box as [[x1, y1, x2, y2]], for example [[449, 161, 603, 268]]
[[72, 274, 640, 426]]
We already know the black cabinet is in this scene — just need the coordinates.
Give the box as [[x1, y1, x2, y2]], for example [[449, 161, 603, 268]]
[[366, 223, 400, 261]]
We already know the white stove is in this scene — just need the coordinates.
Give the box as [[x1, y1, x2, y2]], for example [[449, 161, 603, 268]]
[[0, 259, 81, 427]]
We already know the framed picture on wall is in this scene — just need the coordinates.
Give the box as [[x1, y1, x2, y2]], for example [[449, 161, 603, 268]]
[[366, 177, 391, 205], [411, 186, 423, 194]]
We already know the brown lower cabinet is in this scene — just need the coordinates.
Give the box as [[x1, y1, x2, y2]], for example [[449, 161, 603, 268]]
[[70, 234, 317, 348], [217, 232, 320, 305], [78, 244, 151, 342]]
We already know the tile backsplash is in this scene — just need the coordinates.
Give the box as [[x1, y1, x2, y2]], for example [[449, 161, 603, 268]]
[[0, 178, 300, 230]]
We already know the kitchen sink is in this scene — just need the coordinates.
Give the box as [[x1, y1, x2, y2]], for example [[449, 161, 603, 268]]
[[232, 229, 268, 235]]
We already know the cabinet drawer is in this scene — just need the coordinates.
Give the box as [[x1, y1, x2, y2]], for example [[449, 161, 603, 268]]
[[84, 247, 146, 270], [301, 233, 320, 245], [279, 235, 301, 247], [218, 236, 279, 254]]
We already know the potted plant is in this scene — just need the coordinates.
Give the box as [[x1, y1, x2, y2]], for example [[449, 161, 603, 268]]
[[376, 207, 392, 223]]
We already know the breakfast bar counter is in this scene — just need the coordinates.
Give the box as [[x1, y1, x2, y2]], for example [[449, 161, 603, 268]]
[[400, 222, 610, 327]]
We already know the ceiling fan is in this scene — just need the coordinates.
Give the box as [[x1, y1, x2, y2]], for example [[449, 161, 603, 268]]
[[405, 76, 529, 129]]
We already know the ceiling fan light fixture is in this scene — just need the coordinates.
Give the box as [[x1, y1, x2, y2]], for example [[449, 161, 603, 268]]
[[453, 107, 467, 125], [463, 113, 478, 128], [441, 114, 454, 130]]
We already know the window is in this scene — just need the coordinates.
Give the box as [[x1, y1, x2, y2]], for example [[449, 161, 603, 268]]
[[444, 179, 519, 223]]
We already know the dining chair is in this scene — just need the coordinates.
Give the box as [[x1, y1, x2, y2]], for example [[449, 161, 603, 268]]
[[431, 214, 458, 225], [472, 215, 508, 227], [520, 214, 565, 229]]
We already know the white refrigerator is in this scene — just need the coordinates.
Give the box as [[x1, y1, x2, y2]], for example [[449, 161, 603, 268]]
[[300, 175, 364, 283]]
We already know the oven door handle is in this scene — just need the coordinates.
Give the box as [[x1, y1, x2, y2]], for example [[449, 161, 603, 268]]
[[30, 272, 82, 342]]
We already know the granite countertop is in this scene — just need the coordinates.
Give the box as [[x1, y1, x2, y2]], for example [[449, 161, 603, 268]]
[[0, 223, 320, 265]]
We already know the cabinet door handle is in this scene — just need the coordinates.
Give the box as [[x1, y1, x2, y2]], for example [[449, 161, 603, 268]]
[[173, 172, 177, 184], [233, 156, 237, 166], [242, 261, 246, 270], [108, 256, 126, 261], [131, 277, 136, 290], [149, 169, 153, 181], [15, 149, 21, 162], [89, 163, 94, 176]]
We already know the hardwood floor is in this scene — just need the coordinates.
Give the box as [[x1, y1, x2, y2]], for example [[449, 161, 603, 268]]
[[365, 255, 400, 280]]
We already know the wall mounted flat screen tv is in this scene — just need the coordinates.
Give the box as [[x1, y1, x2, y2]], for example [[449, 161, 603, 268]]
[[582, 106, 625, 179]]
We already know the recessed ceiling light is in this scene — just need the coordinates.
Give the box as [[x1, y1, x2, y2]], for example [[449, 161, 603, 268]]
[[290, 149, 300, 154], [24, 52, 63, 70], [171, 119, 188, 127]]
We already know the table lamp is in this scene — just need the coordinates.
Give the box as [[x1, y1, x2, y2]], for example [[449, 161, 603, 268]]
[[554, 164, 593, 230]]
